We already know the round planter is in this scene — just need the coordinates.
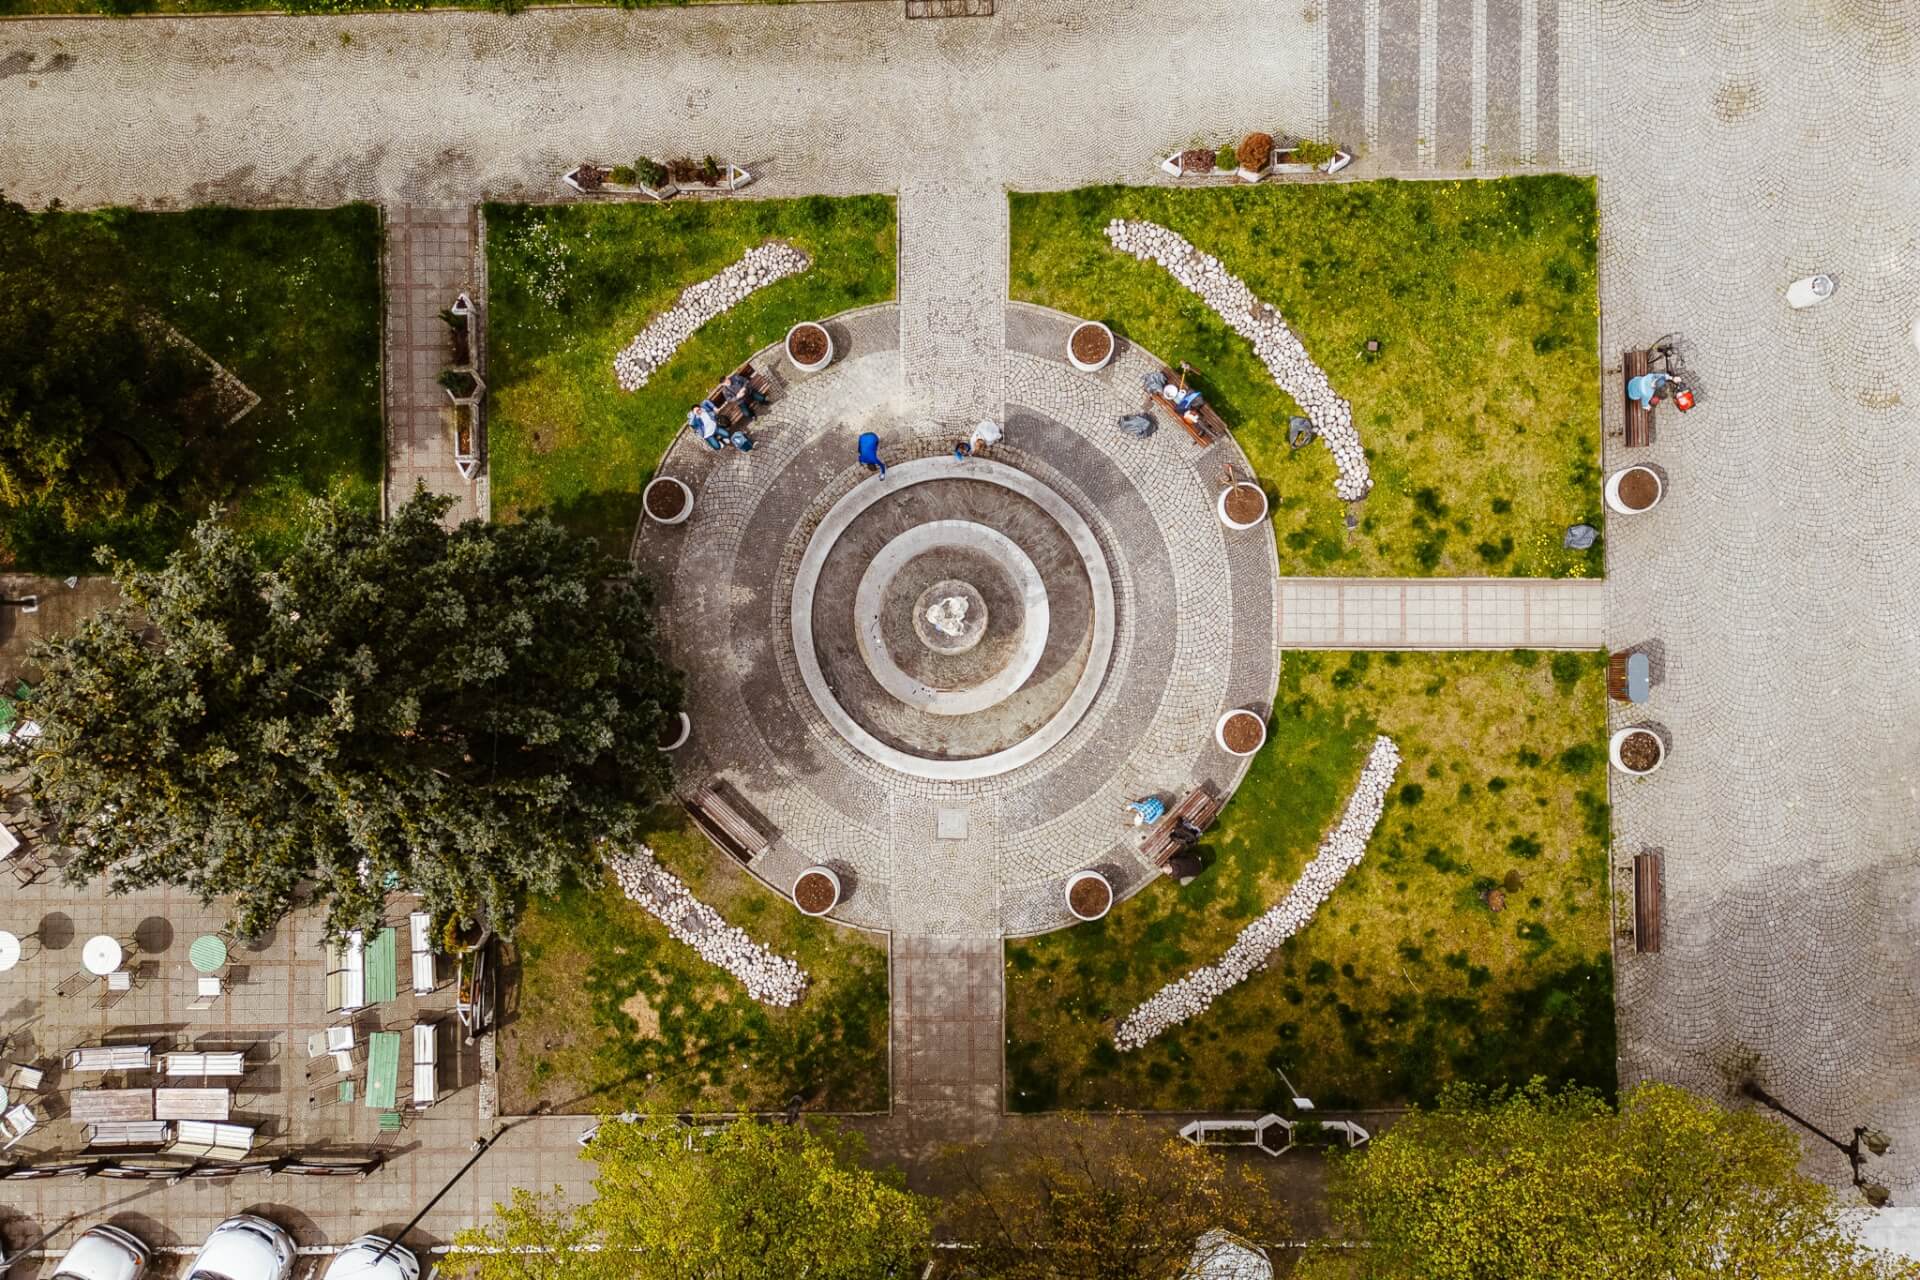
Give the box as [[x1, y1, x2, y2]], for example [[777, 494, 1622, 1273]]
[[1065, 870, 1113, 922], [1067, 322, 1115, 373], [1604, 466, 1663, 516], [1216, 709, 1268, 757], [792, 865, 842, 916], [658, 712, 691, 753], [1609, 727, 1665, 776], [786, 322, 834, 374], [1217, 482, 1269, 530], [644, 476, 694, 526]]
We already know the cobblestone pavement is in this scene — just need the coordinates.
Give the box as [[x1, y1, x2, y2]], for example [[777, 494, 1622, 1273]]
[[1279, 577, 1605, 649], [383, 205, 487, 523]]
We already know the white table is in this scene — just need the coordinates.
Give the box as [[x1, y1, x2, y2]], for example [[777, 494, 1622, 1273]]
[[82, 935, 123, 976], [0, 932, 19, 973]]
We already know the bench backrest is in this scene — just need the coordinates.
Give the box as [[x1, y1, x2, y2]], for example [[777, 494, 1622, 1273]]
[[170, 1119, 254, 1159], [85, 1120, 172, 1148], [410, 913, 437, 993], [67, 1045, 152, 1072], [162, 1052, 246, 1078]]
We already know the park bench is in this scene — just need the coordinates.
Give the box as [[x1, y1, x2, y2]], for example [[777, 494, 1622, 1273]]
[[64, 1045, 154, 1073], [1608, 650, 1651, 704], [168, 1120, 255, 1162], [684, 783, 773, 865], [161, 1052, 246, 1079], [1633, 851, 1662, 954], [412, 1021, 439, 1109], [409, 911, 438, 995], [84, 1121, 172, 1149], [1144, 363, 1230, 447], [708, 361, 775, 431], [1623, 348, 1653, 447], [1141, 782, 1224, 867]]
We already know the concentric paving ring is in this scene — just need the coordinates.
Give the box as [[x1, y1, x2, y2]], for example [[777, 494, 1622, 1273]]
[[853, 520, 1051, 717], [789, 457, 1117, 781]]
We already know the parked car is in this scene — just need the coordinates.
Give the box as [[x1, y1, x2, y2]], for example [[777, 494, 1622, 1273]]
[[322, 1235, 419, 1280], [186, 1216, 296, 1280], [51, 1225, 150, 1280]]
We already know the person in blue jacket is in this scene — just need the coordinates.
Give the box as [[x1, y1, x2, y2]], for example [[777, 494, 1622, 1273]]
[[858, 431, 886, 478]]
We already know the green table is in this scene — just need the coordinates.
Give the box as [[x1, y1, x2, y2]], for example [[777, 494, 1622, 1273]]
[[364, 1031, 401, 1110], [188, 934, 228, 974], [364, 927, 397, 1004]]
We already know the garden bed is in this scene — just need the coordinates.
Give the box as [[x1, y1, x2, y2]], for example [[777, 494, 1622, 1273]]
[[483, 195, 896, 552], [1004, 650, 1613, 1112], [497, 807, 889, 1115], [1010, 179, 1602, 578]]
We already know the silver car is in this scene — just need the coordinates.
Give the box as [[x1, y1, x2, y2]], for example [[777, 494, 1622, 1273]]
[[322, 1235, 420, 1280], [51, 1225, 150, 1280], [186, 1215, 297, 1280]]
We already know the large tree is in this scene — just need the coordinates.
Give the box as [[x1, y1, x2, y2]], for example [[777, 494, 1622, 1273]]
[[1309, 1080, 1918, 1280], [941, 1116, 1287, 1280], [17, 492, 681, 937], [0, 193, 209, 532], [445, 1114, 930, 1280]]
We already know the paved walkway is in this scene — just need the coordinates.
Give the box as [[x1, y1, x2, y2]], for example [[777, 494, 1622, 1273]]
[[886, 938, 1003, 1160], [1279, 577, 1605, 649], [384, 205, 486, 523]]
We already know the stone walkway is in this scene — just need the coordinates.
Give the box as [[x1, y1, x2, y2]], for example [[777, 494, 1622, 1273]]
[[383, 205, 486, 523], [886, 938, 1003, 1160], [1279, 577, 1605, 649]]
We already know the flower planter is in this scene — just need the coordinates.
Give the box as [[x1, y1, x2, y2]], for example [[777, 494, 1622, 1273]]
[[1065, 870, 1113, 922], [644, 475, 694, 526], [1610, 726, 1665, 776], [1604, 465, 1664, 515], [786, 322, 834, 374], [452, 403, 480, 481], [1217, 482, 1268, 530], [562, 165, 680, 201], [792, 865, 842, 916], [1216, 708, 1267, 757], [442, 369, 486, 406], [448, 291, 475, 367], [1160, 147, 1224, 177], [1067, 322, 1114, 373], [658, 712, 691, 752]]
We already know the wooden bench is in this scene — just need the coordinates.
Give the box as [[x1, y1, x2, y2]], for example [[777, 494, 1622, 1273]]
[[169, 1120, 255, 1162], [412, 1022, 439, 1109], [708, 361, 775, 431], [1633, 851, 1662, 954], [155, 1087, 230, 1121], [409, 911, 438, 995], [65, 1045, 154, 1073], [162, 1052, 246, 1079], [1143, 364, 1230, 447], [70, 1089, 153, 1123], [684, 783, 773, 865], [85, 1120, 172, 1149], [1623, 348, 1653, 447], [1141, 783, 1224, 867]]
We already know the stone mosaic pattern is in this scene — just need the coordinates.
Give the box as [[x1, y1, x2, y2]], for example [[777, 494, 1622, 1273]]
[[613, 241, 810, 391], [608, 847, 809, 1005]]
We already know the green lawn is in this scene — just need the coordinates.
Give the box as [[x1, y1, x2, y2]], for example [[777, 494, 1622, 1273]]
[[498, 808, 891, 1115], [3, 206, 382, 572], [1010, 179, 1601, 579], [1004, 650, 1614, 1113], [484, 196, 897, 552]]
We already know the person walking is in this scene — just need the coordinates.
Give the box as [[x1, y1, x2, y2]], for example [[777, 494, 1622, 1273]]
[[967, 418, 1003, 456], [857, 431, 887, 478]]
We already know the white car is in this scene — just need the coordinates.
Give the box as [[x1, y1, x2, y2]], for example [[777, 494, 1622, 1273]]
[[52, 1225, 150, 1280], [322, 1235, 420, 1280], [186, 1216, 297, 1280]]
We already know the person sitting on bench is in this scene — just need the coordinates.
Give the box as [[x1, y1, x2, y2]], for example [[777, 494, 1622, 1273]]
[[689, 400, 723, 447], [1626, 369, 1673, 411], [723, 372, 770, 421], [1126, 796, 1166, 826], [1165, 848, 1204, 885]]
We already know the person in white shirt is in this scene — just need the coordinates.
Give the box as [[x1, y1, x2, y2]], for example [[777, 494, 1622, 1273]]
[[955, 418, 1004, 460]]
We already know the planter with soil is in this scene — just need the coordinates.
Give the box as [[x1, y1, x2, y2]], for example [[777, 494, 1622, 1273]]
[[786, 322, 834, 374], [440, 368, 486, 406], [452, 402, 481, 481], [792, 865, 842, 917], [644, 475, 694, 526], [1065, 870, 1113, 922], [658, 711, 691, 752], [1604, 465, 1665, 515], [1067, 321, 1115, 373], [1216, 708, 1268, 757], [563, 164, 679, 201], [1235, 131, 1275, 183], [1609, 726, 1666, 776], [445, 293, 474, 366], [1217, 481, 1269, 530], [1160, 147, 1226, 178]]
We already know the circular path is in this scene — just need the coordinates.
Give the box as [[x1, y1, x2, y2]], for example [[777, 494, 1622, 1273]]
[[632, 302, 1278, 937]]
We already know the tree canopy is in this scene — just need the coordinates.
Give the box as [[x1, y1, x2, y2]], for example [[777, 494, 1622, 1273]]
[[445, 1114, 930, 1280], [1309, 1080, 1919, 1280], [17, 492, 681, 937], [941, 1115, 1287, 1280], [0, 193, 210, 536]]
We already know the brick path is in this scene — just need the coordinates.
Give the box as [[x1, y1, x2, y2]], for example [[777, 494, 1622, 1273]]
[[1279, 577, 1605, 649], [384, 205, 486, 524]]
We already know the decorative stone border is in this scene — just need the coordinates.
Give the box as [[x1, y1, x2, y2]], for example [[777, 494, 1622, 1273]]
[[1114, 735, 1402, 1049], [1104, 219, 1371, 501], [613, 242, 811, 391], [608, 847, 809, 1006]]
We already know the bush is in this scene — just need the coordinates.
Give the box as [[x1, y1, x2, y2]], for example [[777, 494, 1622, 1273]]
[[1292, 138, 1340, 167], [634, 157, 668, 189], [573, 164, 606, 191], [666, 157, 700, 184], [699, 155, 722, 186], [1237, 132, 1273, 171], [1214, 144, 1238, 172], [608, 165, 637, 186]]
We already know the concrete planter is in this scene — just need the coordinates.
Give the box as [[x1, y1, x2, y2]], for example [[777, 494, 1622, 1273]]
[[1066, 321, 1115, 373], [658, 712, 691, 752], [1610, 726, 1666, 776], [1216, 708, 1268, 757], [792, 865, 842, 917], [1604, 465, 1665, 515], [1065, 870, 1113, 922], [1216, 482, 1269, 530], [452, 403, 480, 481], [786, 322, 834, 374], [562, 165, 679, 201], [643, 476, 695, 526]]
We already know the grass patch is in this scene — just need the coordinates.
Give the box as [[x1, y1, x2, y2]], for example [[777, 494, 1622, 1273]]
[[497, 808, 890, 1115], [1, 206, 381, 573], [484, 195, 896, 551], [1009, 179, 1601, 578], [1004, 650, 1613, 1112]]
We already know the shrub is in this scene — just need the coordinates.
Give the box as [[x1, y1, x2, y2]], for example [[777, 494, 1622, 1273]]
[[1237, 132, 1274, 171], [666, 157, 700, 184], [1292, 138, 1340, 167], [608, 165, 637, 186], [1214, 144, 1238, 172], [572, 164, 607, 191], [634, 157, 668, 189], [699, 155, 722, 186], [438, 369, 478, 398]]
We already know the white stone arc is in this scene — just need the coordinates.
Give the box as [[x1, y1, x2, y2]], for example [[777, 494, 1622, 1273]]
[[789, 456, 1116, 782], [853, 520, 1051, 717]]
